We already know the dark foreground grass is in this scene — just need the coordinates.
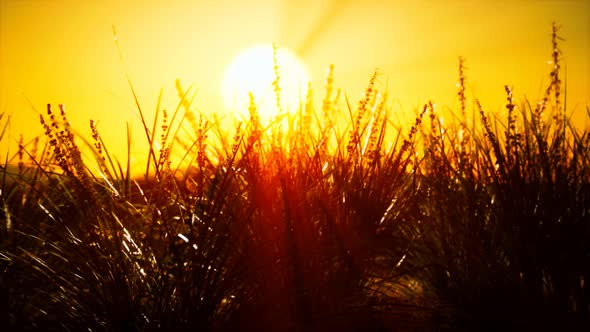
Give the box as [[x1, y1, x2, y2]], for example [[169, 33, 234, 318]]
[[1, 24, 589, 331]]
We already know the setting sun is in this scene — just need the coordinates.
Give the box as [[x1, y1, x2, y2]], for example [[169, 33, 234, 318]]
[[1, 1, 590, 330], [221, 44, 310, 120]]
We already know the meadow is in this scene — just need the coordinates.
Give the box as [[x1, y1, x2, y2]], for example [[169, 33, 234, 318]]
[[1, 23, 589, 331]]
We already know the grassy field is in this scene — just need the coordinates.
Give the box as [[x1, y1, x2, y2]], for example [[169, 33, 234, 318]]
[[1, 23, 589, 331]]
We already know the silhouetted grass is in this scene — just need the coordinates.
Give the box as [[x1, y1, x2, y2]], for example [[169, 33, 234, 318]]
[[1, 23, 588, 331], [399, 23, 590, 331]]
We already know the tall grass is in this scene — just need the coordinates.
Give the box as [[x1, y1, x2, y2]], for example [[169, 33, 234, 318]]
[[402, 23, 590, 331], [1, 23, 588, 331]]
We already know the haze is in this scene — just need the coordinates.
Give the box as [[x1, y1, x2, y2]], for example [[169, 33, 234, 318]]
[[1, 0, 589, 171]]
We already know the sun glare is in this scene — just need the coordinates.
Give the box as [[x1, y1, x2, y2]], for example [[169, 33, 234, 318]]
[[221, 44, 310, 121]]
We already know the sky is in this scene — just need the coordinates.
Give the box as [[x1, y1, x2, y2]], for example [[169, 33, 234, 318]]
[[1, 0, 589, 172]]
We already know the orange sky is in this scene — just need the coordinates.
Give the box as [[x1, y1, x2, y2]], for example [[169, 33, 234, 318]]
[[1, 0, 589, 172]]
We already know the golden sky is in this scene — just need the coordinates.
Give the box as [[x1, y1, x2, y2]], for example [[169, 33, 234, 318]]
[[1, 0, 589, 171]]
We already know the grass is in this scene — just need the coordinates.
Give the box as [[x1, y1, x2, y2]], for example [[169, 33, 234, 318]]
[[1, 23, 589, 331]]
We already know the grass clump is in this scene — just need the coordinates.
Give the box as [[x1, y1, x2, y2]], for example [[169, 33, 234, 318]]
[[402, 23, 590, 331], [1, 22, 589, 331]]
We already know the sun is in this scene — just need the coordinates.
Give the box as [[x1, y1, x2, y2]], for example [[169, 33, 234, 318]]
[[221, 44, 310, 121]]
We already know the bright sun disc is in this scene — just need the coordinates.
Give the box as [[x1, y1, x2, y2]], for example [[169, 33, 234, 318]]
[[221, 44, 310, 120]]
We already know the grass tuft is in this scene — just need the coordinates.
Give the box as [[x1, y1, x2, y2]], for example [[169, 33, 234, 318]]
[[1, 23, 588, 331]]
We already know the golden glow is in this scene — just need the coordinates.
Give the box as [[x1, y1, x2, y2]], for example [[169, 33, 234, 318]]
[[221, 44, 310, 120], [1, 0, 589, 174]]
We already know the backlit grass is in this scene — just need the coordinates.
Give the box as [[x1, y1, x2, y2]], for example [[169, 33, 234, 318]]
[[1, 23, 588, 331]]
